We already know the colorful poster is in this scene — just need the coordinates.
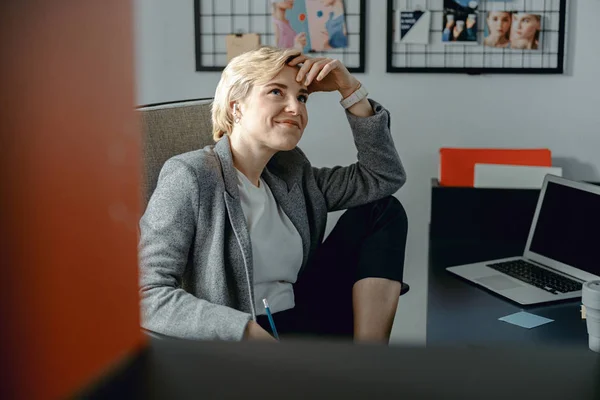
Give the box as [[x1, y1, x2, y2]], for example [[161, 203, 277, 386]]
[[271, 0, 308, 51], [396, 10, 431, 44], [442, 0, 479, 44], [484, 11, 542, 50], [271, 0, 348, 52]]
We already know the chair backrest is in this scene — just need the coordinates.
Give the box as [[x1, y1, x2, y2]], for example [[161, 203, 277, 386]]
[[138, 98, 214, 207]]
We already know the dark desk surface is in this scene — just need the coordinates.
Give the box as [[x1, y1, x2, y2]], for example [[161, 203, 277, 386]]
[[427, 238, 589, 347]]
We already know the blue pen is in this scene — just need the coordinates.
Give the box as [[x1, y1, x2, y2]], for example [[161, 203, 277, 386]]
[[262, 298, 280, 340]]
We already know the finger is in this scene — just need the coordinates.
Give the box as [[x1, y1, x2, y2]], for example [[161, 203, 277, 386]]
[[296, 57, 317, 82], [287, 53, 309, 67], [296, 57, 321, 82], [316, 59, 338, 81], [304, 59, 330, 86]]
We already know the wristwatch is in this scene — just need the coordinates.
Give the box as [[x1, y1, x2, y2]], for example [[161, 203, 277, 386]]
[[340, 84, 368, 109]]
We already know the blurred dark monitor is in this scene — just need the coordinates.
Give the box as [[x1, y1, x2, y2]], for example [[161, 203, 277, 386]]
[[85, 337, 600, 399]]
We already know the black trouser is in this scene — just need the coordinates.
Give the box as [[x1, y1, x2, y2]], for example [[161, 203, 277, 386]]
[[257, 196, 408, 340]]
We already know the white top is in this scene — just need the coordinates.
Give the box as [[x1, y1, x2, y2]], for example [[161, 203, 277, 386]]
[[235, 169, 303, 315]]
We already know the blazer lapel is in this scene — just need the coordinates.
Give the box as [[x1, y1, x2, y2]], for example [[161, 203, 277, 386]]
[[214, 137, 255, 313]]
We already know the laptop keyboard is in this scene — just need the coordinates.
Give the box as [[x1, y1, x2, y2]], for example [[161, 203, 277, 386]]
[[487, 259, 582, 295]]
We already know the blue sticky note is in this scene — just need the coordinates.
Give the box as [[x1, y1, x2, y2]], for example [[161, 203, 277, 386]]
[[498, 311, 554, 329]]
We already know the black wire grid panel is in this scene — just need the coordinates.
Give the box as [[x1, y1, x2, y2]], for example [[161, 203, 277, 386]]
[[194, 0, 367, 73], [386, 0, 567, 73]]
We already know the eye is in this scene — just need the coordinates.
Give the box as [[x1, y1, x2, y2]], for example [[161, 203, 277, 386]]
[[269, 88, 283, 96], [298, 94, 308, 103]]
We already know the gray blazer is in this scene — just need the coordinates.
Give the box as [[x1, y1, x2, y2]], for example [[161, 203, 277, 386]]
[[139, 99, 406, 341]]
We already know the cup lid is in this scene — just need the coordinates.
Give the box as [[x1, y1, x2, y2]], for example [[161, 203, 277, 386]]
[[582, 281, 600, 309]]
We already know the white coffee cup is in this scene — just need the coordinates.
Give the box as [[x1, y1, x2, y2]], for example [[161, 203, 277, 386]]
[[582, 280, 600, 353], [468, 13, 476, 22], [447, 14, 455, 22], [456, 20, 465, 29]]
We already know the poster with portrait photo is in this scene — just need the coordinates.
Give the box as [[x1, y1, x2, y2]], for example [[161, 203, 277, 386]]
[[271, 0, 348, 53], [484, 11, 542, 50], [442, 0, 479, 44], [483, 11, 512, 48], [510, 12, 542, 50]]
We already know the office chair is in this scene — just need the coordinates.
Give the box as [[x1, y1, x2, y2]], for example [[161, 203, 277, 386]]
[[138, 98, 215, 207]]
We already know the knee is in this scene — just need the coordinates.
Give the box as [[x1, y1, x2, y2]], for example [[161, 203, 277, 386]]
[[374, 196, 408, 226], [341, 196, 408, 235]]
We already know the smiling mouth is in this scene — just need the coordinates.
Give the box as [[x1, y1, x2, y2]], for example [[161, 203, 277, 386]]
[[276, 120, 300, 128]]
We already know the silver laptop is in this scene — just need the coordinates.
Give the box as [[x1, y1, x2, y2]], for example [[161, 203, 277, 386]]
[[447, 174, 600, 305]]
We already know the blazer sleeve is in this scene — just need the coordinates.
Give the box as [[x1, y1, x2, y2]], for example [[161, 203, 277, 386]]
[[138, 159, 251, 341], [311, 99, 406, 212]]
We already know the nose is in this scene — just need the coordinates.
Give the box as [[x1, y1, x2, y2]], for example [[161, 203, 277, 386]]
[[284, 96, 303, 115]]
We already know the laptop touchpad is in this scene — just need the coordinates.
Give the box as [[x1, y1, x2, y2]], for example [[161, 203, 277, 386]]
[[476, 275, 523, 290]]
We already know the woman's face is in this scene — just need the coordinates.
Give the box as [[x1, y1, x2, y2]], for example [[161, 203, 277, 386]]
[[487, 12, 511, 37], [236, 65, 309, 152], [511, 13, 540, 41]]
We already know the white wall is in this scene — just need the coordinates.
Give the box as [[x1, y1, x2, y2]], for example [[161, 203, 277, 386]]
[[134, 0, 600, 344]]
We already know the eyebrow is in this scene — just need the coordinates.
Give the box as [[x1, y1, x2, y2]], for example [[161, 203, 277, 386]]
[[266, 82, 309, 95]]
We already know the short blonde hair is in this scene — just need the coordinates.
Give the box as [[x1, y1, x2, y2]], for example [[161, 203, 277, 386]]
[[211, 46, 301, 141]]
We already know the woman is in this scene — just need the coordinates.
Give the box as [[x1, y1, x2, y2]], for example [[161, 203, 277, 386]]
[[510, 13, 541, 50], [321, 0, 348, 49], [139, 46, 407, 343], [272, 0, 306, 50], [484, 11, 511, 48]]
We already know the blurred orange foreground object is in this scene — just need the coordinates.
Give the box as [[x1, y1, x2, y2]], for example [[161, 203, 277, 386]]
[[0, 1, 146, 399]]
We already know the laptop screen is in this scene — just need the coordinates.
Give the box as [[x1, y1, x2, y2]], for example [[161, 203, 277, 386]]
[[529, 181, 600, 276]]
